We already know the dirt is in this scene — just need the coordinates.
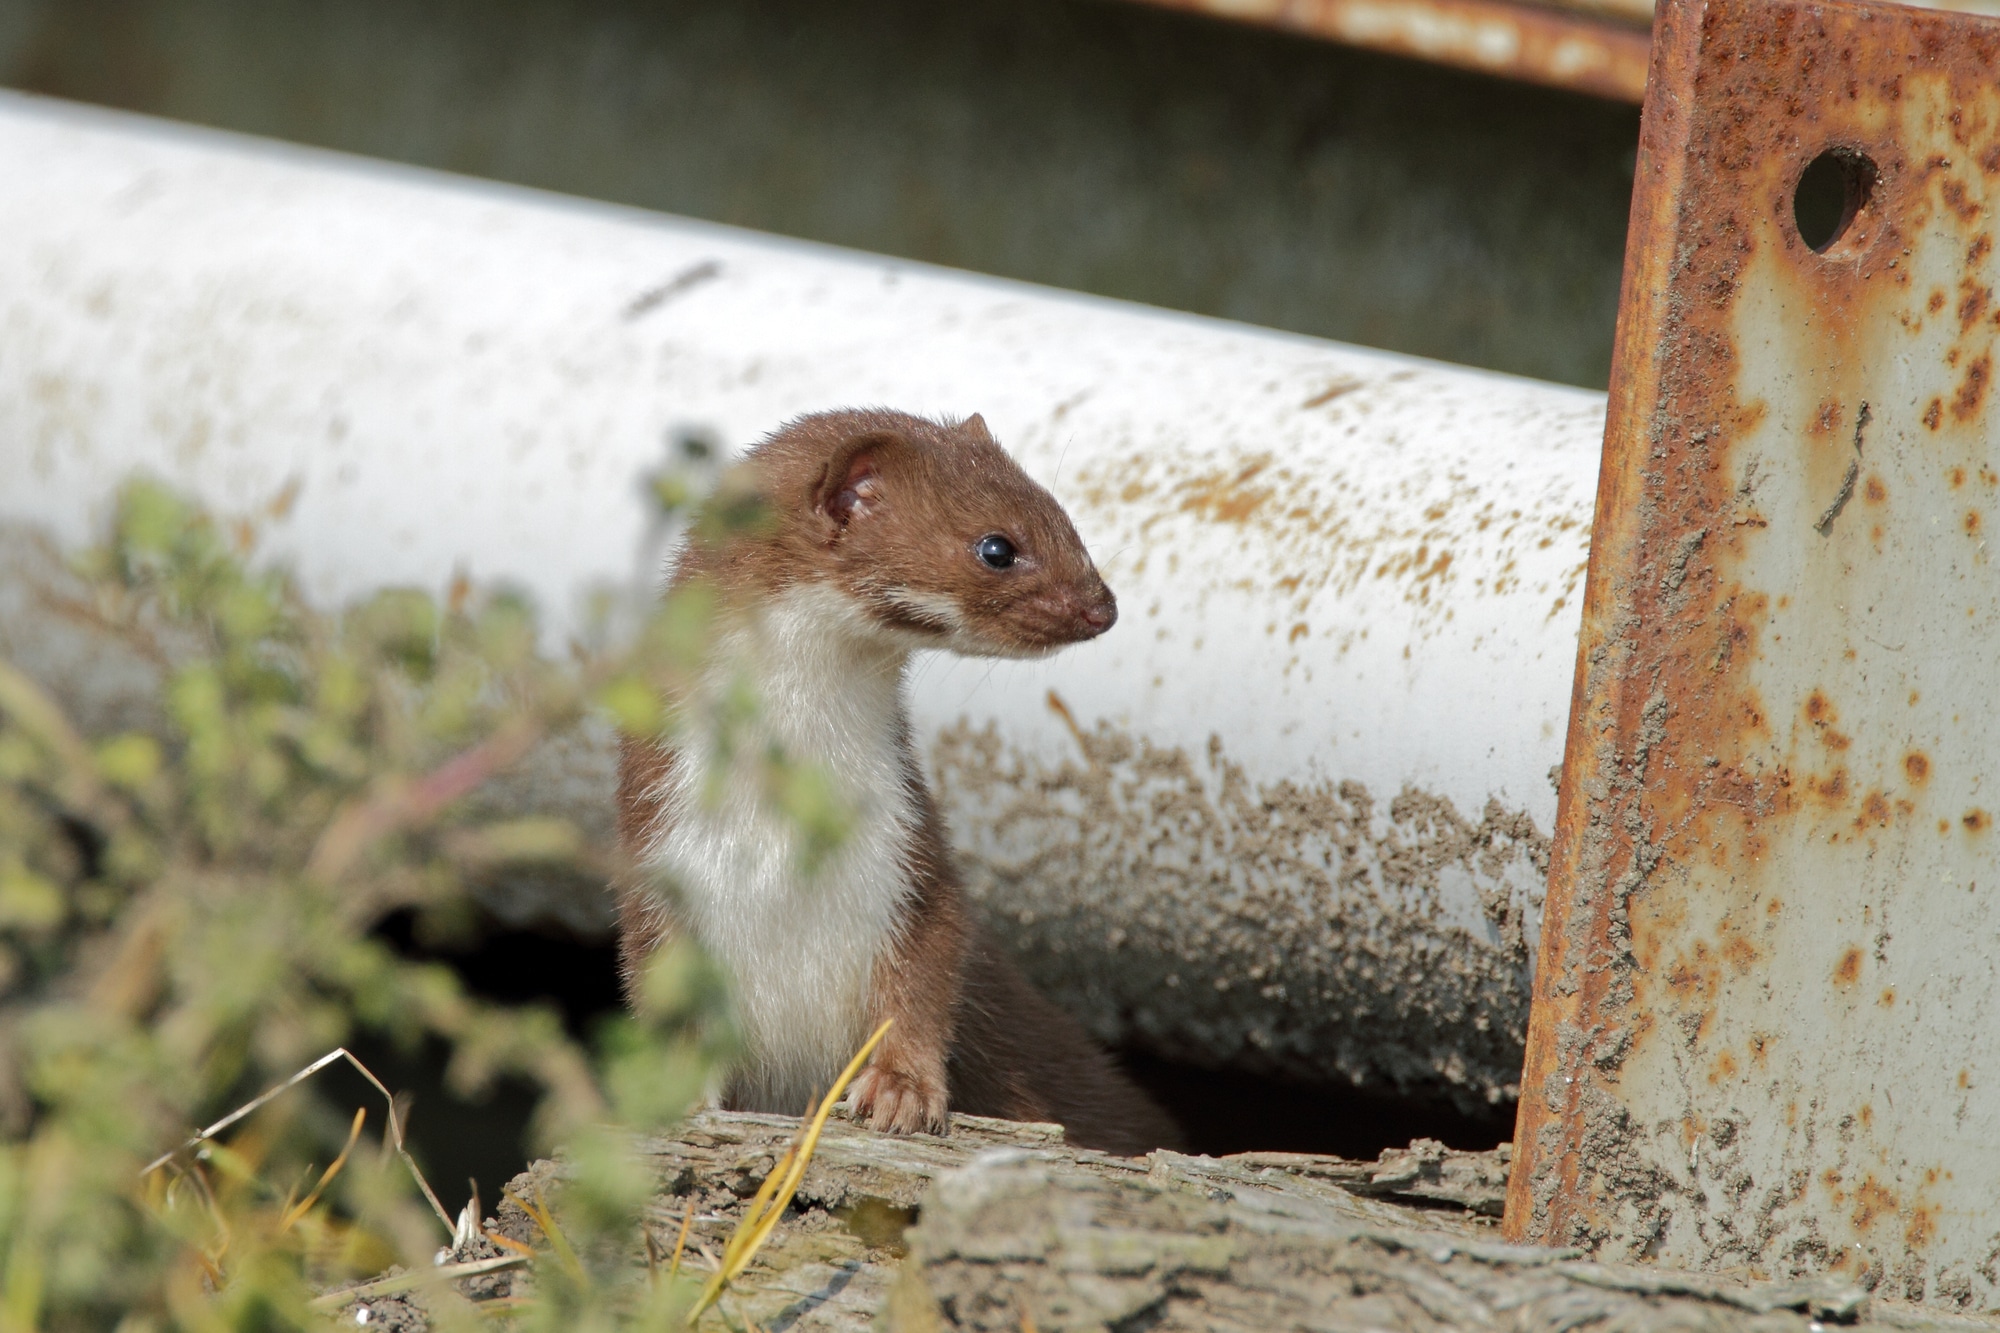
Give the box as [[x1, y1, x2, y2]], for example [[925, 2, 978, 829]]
[[342, 1293, 428, 1332]]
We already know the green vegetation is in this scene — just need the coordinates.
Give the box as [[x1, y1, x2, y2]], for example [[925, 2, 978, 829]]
[[0, 478, 832, 1329]]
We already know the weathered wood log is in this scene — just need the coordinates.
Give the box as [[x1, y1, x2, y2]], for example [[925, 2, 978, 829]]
[[473, 1111, 1986, 1333]]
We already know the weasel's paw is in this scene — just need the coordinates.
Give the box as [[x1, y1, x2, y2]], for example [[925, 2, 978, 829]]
[[846, 1063, 948, 1135]]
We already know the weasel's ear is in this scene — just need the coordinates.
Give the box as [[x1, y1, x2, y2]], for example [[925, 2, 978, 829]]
[[962, 412, 992, 440], [812, 431, 897, 537]]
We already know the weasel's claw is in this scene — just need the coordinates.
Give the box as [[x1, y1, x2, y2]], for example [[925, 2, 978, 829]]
[[847, 1065, 948, 1135]]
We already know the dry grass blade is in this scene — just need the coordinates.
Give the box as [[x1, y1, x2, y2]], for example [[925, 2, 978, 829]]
[[709, 1134, 795, 1278], [668, 1197, 695, 1283], [687, 1020, 891, 1323], [141, 1046, 456, 1237], [306, 1255, 531, 1312], [502, 1183, 586, 1284], [488, 1233, 536, 1259], [279, 1105, 367, 1231]]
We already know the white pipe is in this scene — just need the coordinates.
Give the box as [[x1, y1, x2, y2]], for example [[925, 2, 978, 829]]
[[0, 92, 1602, 1106]]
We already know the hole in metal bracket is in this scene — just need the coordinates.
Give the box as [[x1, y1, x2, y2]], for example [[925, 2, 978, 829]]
[[1793, 148, 1878, 253]]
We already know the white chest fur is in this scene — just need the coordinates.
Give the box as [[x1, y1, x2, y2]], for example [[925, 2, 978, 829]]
[[637, 583, 919, 1113]]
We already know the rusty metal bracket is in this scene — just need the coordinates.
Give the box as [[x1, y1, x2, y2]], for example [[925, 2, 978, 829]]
[[1122, 0, 1652, 101], [1506, 0, 2000, 1310]]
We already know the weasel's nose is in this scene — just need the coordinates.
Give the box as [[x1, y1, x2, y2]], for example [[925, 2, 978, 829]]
[[1078, 591, 1117, 634]]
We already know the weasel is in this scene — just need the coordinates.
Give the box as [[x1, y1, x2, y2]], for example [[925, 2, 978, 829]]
[[614, 408, 1180, 1155]]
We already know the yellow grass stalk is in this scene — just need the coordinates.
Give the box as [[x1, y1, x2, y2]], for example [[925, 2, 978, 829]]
[[279, 1107, 367, 1232], [306, 1255, 531, 1313], [687, 1020, 891, 1324], [143, 1046, 456, 1237], [668, 1197, 696, 1282], [501, 1184, 587, 1284]]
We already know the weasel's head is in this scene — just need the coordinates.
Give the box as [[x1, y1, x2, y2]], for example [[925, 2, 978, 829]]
[[716, 408, 1116, 658]]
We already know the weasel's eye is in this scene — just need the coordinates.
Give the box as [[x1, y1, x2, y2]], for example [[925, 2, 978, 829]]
[[975, 534, 1018, 569]]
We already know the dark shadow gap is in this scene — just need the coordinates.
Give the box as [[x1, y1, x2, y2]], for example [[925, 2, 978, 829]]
[[361, 909, 1514, 1212], [1115, 1046, 1516, 1159], [357, 910, 626, 1217]]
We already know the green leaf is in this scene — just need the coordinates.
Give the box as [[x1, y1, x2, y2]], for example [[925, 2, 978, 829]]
[[94, 734, 162, 792], [0, 860, 65, 931], [593, 675, 663, 737]]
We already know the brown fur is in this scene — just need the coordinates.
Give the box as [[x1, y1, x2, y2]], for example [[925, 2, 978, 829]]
[[672, 408, 1118, 654], [615, 409, 1179, 1155]]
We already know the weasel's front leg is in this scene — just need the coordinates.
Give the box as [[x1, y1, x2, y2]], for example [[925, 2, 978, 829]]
[[847, 869, 966, 1135], [612, 737, 686, 1004]]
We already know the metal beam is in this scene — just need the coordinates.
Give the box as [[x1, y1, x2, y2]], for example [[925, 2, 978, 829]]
[[1507, 0, 2000, 1310], [1121, 0, 1652, 101]]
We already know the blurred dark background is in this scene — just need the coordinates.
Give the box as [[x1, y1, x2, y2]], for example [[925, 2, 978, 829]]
[[0, 0, 1636, 387], [0, 0, 1629, 1190]]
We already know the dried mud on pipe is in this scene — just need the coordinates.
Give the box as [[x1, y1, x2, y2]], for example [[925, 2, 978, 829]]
[[932, 715, 1547, 1110]]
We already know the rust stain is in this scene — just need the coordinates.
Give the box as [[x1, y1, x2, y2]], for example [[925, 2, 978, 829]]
[[265, 475, 303, 521], [1077, 437, 1593, 638], [1942, 178, 1983, 223], [1177, 457, 1274, 524], [1834, 947, 1865, 987], [1809, 767, 1850, 805], [1952, 351, 1993, 422], [1964, 808, 1990, 831], [1300, 379, 1363, 408], [1121, 0, 1652, 102], [1853, 1177, 1898, 1232], [1905, 751, 1931, 783], [1907, 1204, 1939, 1249], [1962, 282, 1994, 333], [1043, 688, 1091, 754]]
